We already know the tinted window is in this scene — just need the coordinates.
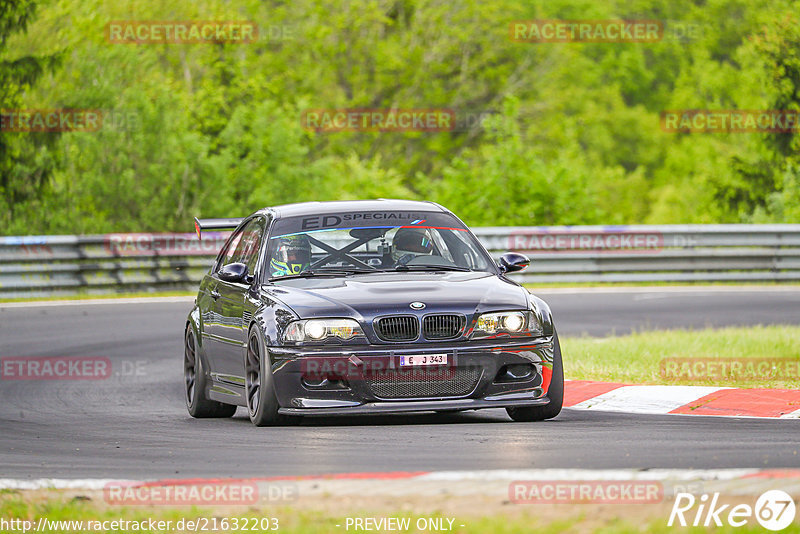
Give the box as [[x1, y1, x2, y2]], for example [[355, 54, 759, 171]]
[[266, 211, 493, 277], [229, 218, 265, 273], [215, 228, 244, 272], [216, 218, 265, 274]]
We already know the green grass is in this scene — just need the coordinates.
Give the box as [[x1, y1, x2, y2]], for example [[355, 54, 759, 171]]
[[563, 325, 800, 389], [1, 494, 798, 533]]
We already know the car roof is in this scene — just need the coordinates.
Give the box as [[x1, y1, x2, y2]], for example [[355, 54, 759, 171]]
[[258, 199, 448, 219]]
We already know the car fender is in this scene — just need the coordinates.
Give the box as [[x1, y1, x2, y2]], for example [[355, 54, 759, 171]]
[[187, 304, 201, 341], [186, 304, 214, 374], [527, 293, 554, 337], [252, 294, 298, 355]]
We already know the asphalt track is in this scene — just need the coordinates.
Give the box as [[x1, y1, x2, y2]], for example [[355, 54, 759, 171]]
[[1, 288, 799, 479]]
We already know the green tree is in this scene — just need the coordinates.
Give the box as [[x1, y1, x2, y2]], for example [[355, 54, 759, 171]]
[[0, 0, 61, 231], [749, 10, 800, 222]]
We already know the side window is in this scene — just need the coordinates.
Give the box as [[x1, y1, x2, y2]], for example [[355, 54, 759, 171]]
[[229, 218, 265, 274], [215, 229, 244, 272]]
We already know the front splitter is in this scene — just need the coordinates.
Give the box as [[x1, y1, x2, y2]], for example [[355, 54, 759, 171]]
[[278, 396, 550, 416]]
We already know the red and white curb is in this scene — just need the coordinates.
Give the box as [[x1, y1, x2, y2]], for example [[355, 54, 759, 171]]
[[565, 380, 800, 419]]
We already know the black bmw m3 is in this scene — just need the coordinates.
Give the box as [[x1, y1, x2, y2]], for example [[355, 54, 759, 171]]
[[185, 199, 563, 426]]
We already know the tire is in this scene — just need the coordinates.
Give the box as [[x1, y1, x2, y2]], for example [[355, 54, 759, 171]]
[[506, 330, 564, 422], [245, 327, 300, 426], [184, 325, 237, 418]]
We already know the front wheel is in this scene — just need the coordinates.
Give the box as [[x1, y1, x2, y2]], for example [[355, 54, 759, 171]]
[[245, 327, 299, 426], [185, 325, 236, 418], [506, 330, 564, 422]]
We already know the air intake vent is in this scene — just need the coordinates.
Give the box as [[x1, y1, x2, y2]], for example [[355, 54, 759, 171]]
[[423, 314, 465, 340], [374, 316, 419, 342], [367, 367, 482, 399]]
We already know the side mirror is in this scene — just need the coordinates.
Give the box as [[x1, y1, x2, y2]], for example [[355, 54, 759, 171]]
[[218, 262, 253, 284], [498, 252, 530, 273]]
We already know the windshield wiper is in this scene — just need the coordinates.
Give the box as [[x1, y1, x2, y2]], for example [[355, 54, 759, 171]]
[[269, 268, 377, 281], [315, 267, 377, 274], [268, 270, 338, 281], [389, 265, 472, 272], [270, 265, 472, 281]]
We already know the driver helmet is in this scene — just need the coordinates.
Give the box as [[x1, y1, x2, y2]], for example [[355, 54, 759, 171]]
[[270, 235, 312, 276], [391, 227, 433, 262]]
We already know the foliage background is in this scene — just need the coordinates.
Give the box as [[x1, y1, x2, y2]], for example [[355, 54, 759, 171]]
[[2, 0, 800, 234]]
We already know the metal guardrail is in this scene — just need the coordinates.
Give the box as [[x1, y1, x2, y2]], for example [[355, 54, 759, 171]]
[[475, 224, 800, 283], [1, 225, 799, 298]]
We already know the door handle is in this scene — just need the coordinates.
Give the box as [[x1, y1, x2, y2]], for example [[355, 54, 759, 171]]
[[210, 290, 221, 300]]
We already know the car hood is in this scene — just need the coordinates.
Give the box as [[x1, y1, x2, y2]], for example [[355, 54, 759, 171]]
[[261, 272, 529, 319]]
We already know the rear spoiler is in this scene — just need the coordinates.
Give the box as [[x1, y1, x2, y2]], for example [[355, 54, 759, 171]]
[[194, 217, 244, 240]]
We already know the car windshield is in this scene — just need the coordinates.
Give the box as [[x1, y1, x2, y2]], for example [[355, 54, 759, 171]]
[[266, 211, 495, 279]]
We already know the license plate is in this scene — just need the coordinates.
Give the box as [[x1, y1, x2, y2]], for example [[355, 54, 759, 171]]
[[399, 354, 448, 367]]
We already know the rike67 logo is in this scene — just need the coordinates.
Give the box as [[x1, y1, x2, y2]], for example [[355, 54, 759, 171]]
[[669, 490, 796, 531]]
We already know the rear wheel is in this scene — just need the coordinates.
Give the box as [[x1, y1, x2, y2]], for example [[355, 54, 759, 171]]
[[185, 326, 236, 418], [506, 330, 564, 422], [245, 327, 300, 426]]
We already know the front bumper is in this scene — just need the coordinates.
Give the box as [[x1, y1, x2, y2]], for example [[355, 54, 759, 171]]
[[268, 337, 555, 416]]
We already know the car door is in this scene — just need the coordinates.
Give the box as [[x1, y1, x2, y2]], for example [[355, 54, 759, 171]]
[[202, 225, 246, 379], [212, 217, 267, 383]]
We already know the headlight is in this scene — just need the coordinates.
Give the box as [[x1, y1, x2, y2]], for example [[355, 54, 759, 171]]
[[471, 311, 541, 338], [284, 319, 365, 343]]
